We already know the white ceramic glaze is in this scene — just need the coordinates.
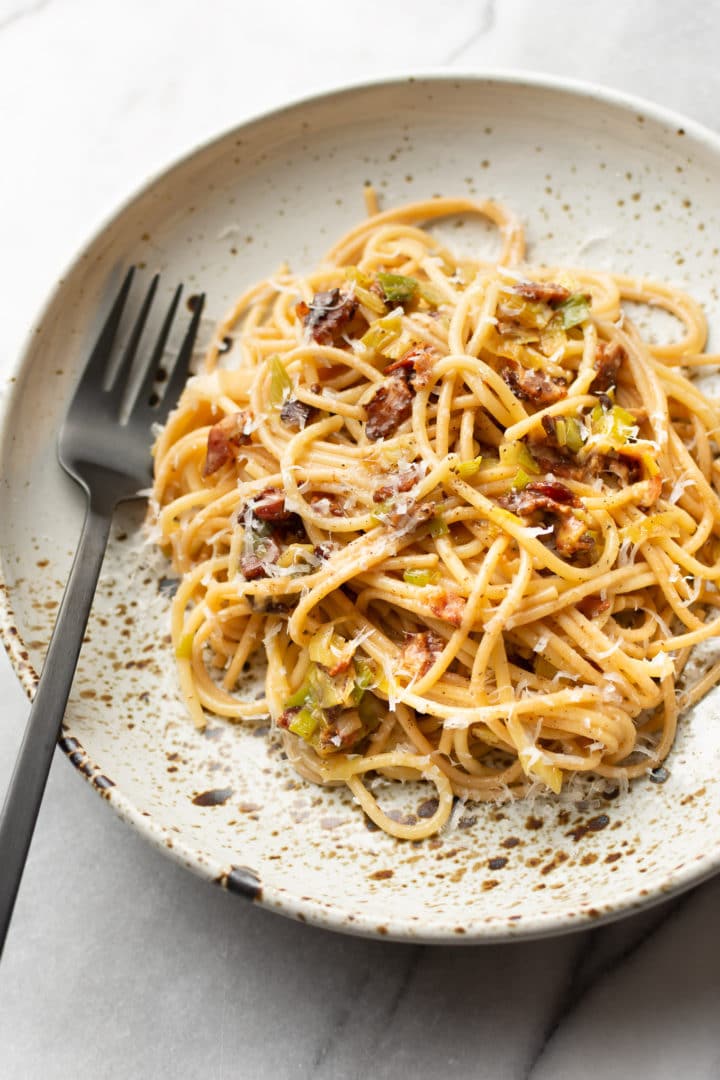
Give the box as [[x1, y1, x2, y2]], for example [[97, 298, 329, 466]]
[[2, 73, 720, 943]]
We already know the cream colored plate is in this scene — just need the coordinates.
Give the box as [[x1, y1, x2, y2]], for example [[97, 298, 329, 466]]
[[3, 73, 720, 942]]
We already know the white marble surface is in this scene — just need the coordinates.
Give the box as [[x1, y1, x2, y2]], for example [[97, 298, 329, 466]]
[[2, 1, 720, 1076]]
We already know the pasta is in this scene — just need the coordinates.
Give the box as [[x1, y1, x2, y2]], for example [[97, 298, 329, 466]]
[[151, 192, 720, 840]]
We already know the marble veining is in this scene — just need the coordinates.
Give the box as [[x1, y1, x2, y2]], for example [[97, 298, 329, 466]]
[[3, 0, 720, 1077]]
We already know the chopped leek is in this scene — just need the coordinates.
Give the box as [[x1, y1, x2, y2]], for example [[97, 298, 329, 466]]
[[558, 293, 591, 329], [564, 417, 585, 452], [358, 691, 383, 730], [353, 657, 377, 692], [268, 355, 291, 406], [308, 625, 340, 667], [371, 499, 393, 524], [590, 403, 637, 446], [499, 292, 552, 330], [277, 543, 316, 569], [456, 455, 483, 479], [284, 679, 312, 708], [403, 568, 438, 587], [344, 266, 386, 314], [552, 416, 585, 453], [512, 467, 533, 490], [288, 707, 321, 741], [500, 441, 540, 475], [361, 313, 402, 355], [309, 664, 355, 709], [429, 514, 449, 537], [376, 272, 418, 304]]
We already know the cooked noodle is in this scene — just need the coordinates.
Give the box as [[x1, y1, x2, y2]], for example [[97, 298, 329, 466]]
[[151, 193, 720, 840]]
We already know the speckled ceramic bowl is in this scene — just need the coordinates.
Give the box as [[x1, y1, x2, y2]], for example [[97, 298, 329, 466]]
[[3, 73, 720, 943]]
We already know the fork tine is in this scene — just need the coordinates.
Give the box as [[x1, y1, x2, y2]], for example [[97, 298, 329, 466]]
[[78, 266, 136, 386], [161, 293, 205, 414], [130, 283, 183, 412], [106, 273, 159, 405]]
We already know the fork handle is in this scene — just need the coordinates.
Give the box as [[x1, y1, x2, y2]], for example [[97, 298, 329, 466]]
[[0, 498, 112, 958]]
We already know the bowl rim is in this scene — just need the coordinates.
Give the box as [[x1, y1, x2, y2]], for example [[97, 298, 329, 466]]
[[2, 68, 720, 943]]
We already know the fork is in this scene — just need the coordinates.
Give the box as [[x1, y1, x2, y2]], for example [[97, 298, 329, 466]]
[[0, 269, 204, 956]]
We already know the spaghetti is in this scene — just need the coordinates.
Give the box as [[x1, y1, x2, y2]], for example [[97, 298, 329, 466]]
[[151, 193, 720, 840]]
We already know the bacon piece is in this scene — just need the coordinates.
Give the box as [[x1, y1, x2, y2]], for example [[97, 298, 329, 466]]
[[532, 417, 585, 471], [317, 709, 365, 754], [313, 541, 336, 561], [401, 630, 444, 677], [252, 488, 293, 522], [499, 479, 581, 517], [502, 362, 567, 406], [280, 397, 317, 430], [373, 464, 421, 503], [299, 288, 359, 345], [203, 411, 252, 477], [430, 592, 465, 627], [385, 501, 435, 530], [277, 707, 299, 729], [592, 341, 626, 392], [385, 345, 436, 389], [365, 376, 414, 441], [240, 538, 279, 580], [578, 593, 611, 619], [554, 515, 595, 558], [593, 452, 641, 487], [309, 493, 345, 517], [512, 281, 570, 306], [529, 449, 585, 481]]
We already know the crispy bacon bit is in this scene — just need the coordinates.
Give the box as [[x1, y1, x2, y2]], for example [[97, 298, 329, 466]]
[[277, 707, 299, 729], [252, 488, 292, 522], [299, 288, 358, 345], [240, 539, 279, 580], [592, 341, 626, 392], [499, 479, 581, 517], [594, 452, 641, 487], [512, 281, 570, 306], [309, 493, 345, 517], [313, 541, 336, 561], [528, 427, 587, 479], [327, 653, 353, 678], [430, 591, 466, 627], [365, 376, 414, 441], [502, 362, 568, 405], [373, 464, 421, 502], [401, 630, 444, 677], [578, 593, 611, 619], [385, 345, 436, 389], [554, 515, 595, 558], [385, 501, 435, 530], [531, 443, 586, 481], [317, 709, 364, 754], [280, 397, 317, 430], [203, 411, 252, 477]]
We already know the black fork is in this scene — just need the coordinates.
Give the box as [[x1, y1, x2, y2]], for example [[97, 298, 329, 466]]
[[0, 268, 205, 957]]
